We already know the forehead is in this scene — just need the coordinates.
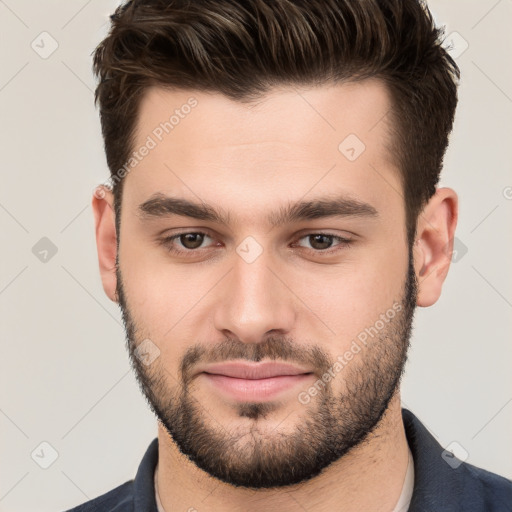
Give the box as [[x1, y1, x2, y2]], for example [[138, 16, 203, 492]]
[[124, 80, 401, 226], [135, 79, 395, 155]]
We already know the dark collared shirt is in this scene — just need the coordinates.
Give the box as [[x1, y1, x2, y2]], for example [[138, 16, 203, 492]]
[[64, 408, 512, 511]]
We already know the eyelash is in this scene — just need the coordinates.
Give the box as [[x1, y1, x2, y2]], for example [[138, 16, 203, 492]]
[[159, 231, 353, 258]]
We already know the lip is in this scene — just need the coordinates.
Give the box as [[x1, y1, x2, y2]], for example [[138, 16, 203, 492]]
[[198, 361, 314, 402], [199, 361, 311, 379]]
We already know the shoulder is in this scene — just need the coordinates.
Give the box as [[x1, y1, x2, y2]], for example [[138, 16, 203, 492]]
[[462, 461, 512, 511], [63, 438, 159, 511], [63, 480, 135, 512], [402, 408, 512, 511]]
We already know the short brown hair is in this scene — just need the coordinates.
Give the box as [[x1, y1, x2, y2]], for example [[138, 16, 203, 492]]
[[92, 0, 459, 243]]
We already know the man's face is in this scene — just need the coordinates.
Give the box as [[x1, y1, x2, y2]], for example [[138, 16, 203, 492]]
[[115, 80, 417, 488]]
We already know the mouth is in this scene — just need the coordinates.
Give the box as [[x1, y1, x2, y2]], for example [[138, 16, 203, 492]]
[[197, 361, 314, 402]]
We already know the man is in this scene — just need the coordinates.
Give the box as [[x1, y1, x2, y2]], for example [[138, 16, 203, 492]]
[[67, 0, 512, 510]]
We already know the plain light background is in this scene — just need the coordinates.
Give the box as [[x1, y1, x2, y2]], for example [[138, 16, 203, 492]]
[[0, 1, 511, 511]]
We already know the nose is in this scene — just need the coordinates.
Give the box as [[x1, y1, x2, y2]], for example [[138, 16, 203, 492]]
[[213, 251, 296, 344]]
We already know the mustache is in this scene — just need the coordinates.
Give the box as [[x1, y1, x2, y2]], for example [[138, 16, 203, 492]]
[[180, 336, 332, 385]]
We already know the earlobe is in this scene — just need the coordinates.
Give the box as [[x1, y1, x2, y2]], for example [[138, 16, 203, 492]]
[[413, 187, 458, 307], [92, 186, 119, 303]]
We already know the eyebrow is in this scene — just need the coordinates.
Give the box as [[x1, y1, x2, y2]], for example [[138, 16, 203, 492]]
[[137, 193, 378, 227]]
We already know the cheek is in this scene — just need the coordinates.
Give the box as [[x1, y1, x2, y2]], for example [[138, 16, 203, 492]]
[[118, 237, 203, 345], [290, 241, 409, 346]]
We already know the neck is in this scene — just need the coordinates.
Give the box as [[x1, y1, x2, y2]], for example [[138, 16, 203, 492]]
[[156, 394, 409, 512]]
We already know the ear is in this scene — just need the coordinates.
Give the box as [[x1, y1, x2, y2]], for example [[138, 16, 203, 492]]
[[92, 186, 118, 303], [412, 187, 458, 307]]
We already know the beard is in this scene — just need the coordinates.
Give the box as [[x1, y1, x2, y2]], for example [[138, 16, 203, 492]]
[[116, 251, 418, 489]]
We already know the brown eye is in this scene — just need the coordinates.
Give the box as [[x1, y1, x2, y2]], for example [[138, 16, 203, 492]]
[[308, 234, 334, 250], [294, 233, 353, 254], [179, 233, 205, 249], [160, 231, 214, 256]]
